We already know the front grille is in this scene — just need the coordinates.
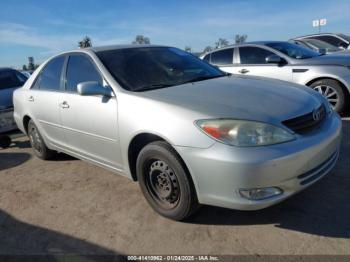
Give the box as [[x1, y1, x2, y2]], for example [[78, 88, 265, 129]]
[[282, 105, 326, 134], [297, 150, 338, 186]]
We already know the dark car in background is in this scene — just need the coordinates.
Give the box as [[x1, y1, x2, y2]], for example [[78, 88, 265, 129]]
[[0, 68, 28, 133]]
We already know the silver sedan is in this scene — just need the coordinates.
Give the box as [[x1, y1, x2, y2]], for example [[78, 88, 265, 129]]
[[201, 41, 350, 112], [13, 45, 342, 220]]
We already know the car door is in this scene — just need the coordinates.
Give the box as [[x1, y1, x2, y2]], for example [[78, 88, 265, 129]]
[[26, 55, 67, 146], [228, 46, 293, 82], [59, 53, 122, 170]]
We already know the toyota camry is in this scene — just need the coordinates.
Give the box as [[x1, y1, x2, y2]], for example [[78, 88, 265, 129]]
[[13, 45, 342, 220]]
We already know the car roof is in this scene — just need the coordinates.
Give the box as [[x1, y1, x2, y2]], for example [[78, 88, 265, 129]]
[[206, 41, 288, 51], [292, 33, 344, 40], [87, 44, 166, 53], [0, 68, 20, 73]]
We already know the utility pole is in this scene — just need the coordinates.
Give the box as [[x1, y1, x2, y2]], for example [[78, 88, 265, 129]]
[[312, 18, 327, 33]]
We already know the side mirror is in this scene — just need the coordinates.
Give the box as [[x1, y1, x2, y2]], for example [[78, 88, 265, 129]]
[[77, 81, 113, 97], [265, 54, 282, 64]]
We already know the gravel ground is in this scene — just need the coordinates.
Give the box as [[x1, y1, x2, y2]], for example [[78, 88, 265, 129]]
[[0, 117, 349, 256]]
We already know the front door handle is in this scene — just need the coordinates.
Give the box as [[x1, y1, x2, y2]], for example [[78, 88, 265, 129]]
[[60, 101, 70, 109], [238, 69, 249, 74], [28, 96, 34, 102]]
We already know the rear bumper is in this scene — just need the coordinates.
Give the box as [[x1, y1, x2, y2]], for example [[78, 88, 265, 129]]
[[175, 113, 342, 210], [0, 108, 17, 133]]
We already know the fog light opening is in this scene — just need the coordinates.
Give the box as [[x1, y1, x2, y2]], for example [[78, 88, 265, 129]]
[[239, 187, 283, 200]]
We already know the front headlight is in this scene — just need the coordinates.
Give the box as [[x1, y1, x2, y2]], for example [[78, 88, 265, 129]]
[[195, 119, 296, 147]]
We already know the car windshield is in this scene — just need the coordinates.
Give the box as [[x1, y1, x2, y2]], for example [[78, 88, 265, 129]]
[[0, 70, 27, 90], [97, 47, 225, 91], [304, 39, 341, 52], [266, 42, 321, 59], [339, 34, 350, 43]]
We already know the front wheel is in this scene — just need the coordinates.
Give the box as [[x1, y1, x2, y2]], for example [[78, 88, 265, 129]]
[[310, 79, 348, 113], [136, 141, 199, 220]]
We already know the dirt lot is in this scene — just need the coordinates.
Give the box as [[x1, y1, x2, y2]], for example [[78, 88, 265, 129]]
[[0, 117, 349, 256]]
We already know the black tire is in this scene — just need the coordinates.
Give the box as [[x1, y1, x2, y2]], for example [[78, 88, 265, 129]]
[[0, 135, 11, 149], [136, 141, 199, 220], [27, 120, 55, 160], [309, 79, 348, 113]]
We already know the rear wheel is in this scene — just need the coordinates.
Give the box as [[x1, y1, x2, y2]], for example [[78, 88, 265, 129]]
[[309, 79, 348, 113], [136, 141, 199, 220], [28, 120, 55, 160]]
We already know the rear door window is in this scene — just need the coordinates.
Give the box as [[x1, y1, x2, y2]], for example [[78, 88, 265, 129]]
[[33, 56, 65, 91], [210, 48, 234, 65]]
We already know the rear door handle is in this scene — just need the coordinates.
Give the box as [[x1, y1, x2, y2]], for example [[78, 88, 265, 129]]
[[28, 96, 34, 102], [238, 69, 249, 74], [59, 101, 70, 109]]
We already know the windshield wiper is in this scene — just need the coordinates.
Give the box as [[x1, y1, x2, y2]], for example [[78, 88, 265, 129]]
[[134, 84, 174, 92], [134, 74, 227, 92]]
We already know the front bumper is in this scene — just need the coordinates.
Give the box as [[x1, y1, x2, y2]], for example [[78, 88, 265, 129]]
[[175, 113, 342, 210]]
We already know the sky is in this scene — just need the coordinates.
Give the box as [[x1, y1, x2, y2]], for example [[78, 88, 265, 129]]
[[1, 0, 350, 68]]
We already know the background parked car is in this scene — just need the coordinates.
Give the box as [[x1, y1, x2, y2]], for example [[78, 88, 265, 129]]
[[200, 41, 350, 112], [290, 38, 343, 54], [20, 70, 32, 78], [0, 68, 28, 133], [293, 33, 350, 50]]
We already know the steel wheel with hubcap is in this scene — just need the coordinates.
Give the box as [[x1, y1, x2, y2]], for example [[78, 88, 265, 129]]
[[136, 141, 199, 220], [147, 160, 180, 209]]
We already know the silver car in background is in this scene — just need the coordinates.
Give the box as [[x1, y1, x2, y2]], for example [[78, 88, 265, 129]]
[[13, 45, 341, 220], [201, 41, 350, 112], [290, 38, 345, 54], [293, 33, 350, 50]]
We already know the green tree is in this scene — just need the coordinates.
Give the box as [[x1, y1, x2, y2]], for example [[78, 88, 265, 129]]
[[184, 46, 192, 53], [78, 36, 92, 48], [203, 46, 213, 53], [215, 38, 229, 49], [22, 65, 27, 71], [235, 34, 248, 44], [132, 35, 150, 44]]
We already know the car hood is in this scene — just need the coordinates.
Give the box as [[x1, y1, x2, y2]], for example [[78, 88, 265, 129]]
[[296, 54, 350, 66], [139, 75, 323, 126], [0, 87, 19, 110]]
